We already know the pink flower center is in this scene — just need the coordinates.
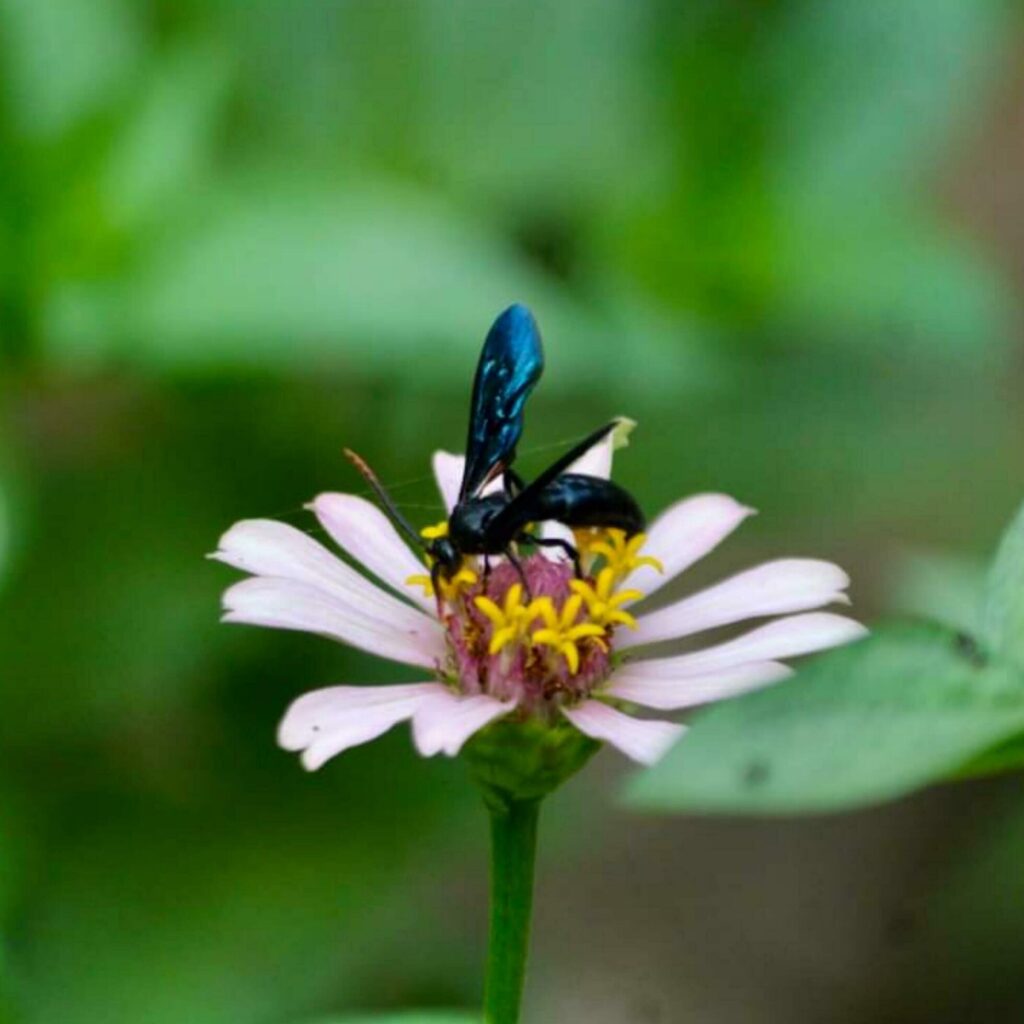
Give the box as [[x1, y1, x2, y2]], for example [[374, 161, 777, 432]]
[[441, 554, 613, 716], [404, 526, 662, 717]]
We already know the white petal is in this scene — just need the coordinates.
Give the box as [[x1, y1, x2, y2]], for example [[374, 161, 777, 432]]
[[212, 518, 430, 619], [605, 661, 792, 710], [432, 451, 465, 515], [411, 690, 513, 757], [222, 577, 445, 667], [539, 521, 576, 549], [621, 559, 851, 650], [278, 683, 444, 770], [537, 426, 631, 550], [564, 425, 617, 479], [432, 450, 504, 514], [619, 613, 867, 677], [278, 682, 440, 750], [312, 493, 435, 612], [561, 701, 684, 765], [627, 494, 756, 600]]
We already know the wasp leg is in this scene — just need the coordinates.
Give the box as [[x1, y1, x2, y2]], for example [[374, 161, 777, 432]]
[[430, 562, 446, 617], [482, 555, 492, 588], [503, 468, 526, 498], [505, 548, 531, 599], [520, 533, 583, 579]]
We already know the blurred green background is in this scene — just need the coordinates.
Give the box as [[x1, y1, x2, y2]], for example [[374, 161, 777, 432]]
[[3, 1, 1024, 1021]]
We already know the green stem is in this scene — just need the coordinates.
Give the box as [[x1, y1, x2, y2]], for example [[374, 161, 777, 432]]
[[484, 798, 540, 1024]]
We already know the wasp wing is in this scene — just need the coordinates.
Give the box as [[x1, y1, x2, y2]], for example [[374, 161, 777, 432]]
[[488, 420, 621, 538], [458, 304, 544, 503]]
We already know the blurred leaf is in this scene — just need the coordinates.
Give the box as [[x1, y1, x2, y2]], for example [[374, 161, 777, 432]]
[[770, 0, 1013, 216], [983, 497, 1024, 668], [18, 741, 479, 1024], [625, 623, 1024, 816], [304, 1015, 477, 1024], [0, 0, 142, 139], [773, 217, 1013, 358], [232, 0, 660, 208], [44, 178, 716, 397], [101, 42, 233, 232], [885, 547, 986, 633]]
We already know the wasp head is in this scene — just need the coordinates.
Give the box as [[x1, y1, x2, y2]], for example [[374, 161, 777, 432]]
[[428, 536, 463, 580]]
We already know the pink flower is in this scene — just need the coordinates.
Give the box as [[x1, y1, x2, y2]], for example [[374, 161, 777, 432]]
[[212, 431, 865, 770]]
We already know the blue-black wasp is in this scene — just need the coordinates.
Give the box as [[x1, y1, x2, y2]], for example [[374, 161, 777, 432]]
[[344, 304, 644, 593]]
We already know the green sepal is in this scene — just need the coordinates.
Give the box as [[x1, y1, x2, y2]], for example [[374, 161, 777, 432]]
[[462, 716, 600, 812]]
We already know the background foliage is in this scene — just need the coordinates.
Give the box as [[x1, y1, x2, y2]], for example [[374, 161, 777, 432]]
[[2, 1, 1024, 1021]]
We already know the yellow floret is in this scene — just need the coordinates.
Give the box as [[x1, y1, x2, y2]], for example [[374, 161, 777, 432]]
[[474, 584, 550, 656], [569, 566, 642, 630], [574, 527, 664, 585], [531, 593, 607, 675]]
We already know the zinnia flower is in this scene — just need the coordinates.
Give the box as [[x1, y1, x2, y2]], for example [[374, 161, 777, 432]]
[[213, 429, 864, 770]]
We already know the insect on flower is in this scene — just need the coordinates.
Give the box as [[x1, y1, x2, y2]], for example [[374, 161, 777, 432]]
[[343, 305, 644, 591], [213, 305, 866, 774]]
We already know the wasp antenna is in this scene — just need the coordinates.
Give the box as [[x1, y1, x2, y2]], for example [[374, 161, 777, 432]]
[[342, 448, 428, 552]]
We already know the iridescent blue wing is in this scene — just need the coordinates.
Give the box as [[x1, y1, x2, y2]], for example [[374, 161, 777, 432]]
[[458, 304, 544, 502]]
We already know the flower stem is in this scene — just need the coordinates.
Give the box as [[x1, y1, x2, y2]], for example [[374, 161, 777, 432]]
[[484, 797, 541, 1024]]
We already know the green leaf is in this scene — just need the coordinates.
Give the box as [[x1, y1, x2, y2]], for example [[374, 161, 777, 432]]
[[302, 1015, 477, 1024], [625, 622, 1024, 816], [0, 0, 142, 139], [44, 177, 715, 398], [983, 498, 1024, 668]]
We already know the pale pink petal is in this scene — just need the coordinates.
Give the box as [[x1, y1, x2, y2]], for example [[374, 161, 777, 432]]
[[411, 690, 513, 757], [561, 701, 684, 765], [565, 425, 610, 481], [277, 683, 445, 770], [619, 613, 867, 677], [605, 661, 792, 710], [627, 494, 756, 600], [222, 577, 445, 667], [432, 450, 504, 514], [541, 420, 631, 548], [278, 682, 441, 750], [540, 520, 576, 548], [620, 559, 851, 650], [212, 518, 431, 619], [432, 451, 465, 514], [312, 493, 434, 612]]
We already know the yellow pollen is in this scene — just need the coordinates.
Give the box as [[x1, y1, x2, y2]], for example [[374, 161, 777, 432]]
[[569, 567, 642, 630], [531, 593, 606, 675], [406, 566, 478, 603], [474, 584, 549, 656], [420, 520, 449, 540], [573, 527, 664, 584]]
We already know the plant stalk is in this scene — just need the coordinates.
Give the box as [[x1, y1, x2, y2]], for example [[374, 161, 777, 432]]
[[483, 798, 540, 1024]]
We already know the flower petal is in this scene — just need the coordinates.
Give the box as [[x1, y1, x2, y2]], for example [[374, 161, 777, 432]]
[[561, 701, 684, 765], [626, 494, 756, 599], [564, 426, 617, 479], [312, 493, 434, 612], [620, 559, 851, 650], [432, 451, 465, 515], [605, 661, 792, 710], [277, 683, 444, 770], [620, 613, 867, 677], [212, 518, 430, 619], [537, 425, 631, 548], [222, 577, 445, 667], [432, 450, 504, 516], [411, 690, 513, 757]]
